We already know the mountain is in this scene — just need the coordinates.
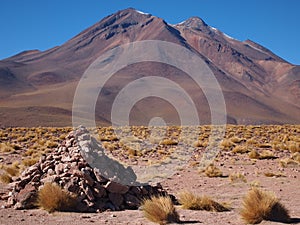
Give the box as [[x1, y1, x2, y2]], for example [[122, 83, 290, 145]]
[[0, 8, 299, 126]]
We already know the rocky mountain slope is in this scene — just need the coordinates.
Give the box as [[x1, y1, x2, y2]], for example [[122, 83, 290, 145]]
[[0, 8, 299, 126]]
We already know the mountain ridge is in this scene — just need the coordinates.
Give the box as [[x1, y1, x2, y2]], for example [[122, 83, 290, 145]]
[[0, 8, 299, 126]]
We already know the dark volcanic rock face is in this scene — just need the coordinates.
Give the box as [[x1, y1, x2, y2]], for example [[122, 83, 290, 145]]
[[0, 8, 299, 126]]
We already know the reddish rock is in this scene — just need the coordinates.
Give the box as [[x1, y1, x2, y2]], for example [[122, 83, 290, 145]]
[[84, 186, 95, 201], [81, 169, 94, 186], [108, 192, 124, 208], [15, 184, 37, 209], [93, 183, 106, 198], [55, 163, 65, 175], [105, 181, 129, 194], [124, 193, 141, 208], [7, 126, 169, 213]]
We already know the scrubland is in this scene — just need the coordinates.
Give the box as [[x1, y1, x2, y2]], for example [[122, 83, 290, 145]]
[[0, 125, 299, 224]]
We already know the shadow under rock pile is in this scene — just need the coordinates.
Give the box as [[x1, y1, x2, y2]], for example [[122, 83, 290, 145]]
[[6, 126, 168, 212]]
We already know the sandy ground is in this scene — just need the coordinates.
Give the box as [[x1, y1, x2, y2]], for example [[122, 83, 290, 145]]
[[0, 150, 299, 225]]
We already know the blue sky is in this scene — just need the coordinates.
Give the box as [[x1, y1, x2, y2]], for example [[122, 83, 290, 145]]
[[0, 0, 299, 65]]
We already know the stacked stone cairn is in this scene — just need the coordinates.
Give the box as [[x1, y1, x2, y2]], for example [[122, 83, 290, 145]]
[[6, 126, 169, 212]]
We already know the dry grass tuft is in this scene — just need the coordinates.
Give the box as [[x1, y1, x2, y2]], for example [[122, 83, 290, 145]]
[[22, 157, 39, 167], [178, 191, 230, 212], [0, 172, 12, 183], [240, 188, 290, 224], [291, 152, 300, 163], [230, 137, 245, 144], [159, 139, 178, 146], [0, 143, 14, 153], [249, 149, 261, 159], [204, 164, 223, 177], [4, 166, 19, 177], [142, 195, 180, 225], [229, 172, 247, 183], [220, 139, 235, 149], [232, 145, 249, 154], [37, 182, 77, 213], [264, 172, 285, 178], [288, 142, 300, 153], [259, 150, 277, 159]]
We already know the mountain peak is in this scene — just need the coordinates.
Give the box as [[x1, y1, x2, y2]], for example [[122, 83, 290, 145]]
[[115, 8, 151, 18], [178, 16, 207, 28]]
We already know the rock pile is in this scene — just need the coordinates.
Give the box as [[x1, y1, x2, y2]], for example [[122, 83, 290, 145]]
[[6, 126, 168, 212]]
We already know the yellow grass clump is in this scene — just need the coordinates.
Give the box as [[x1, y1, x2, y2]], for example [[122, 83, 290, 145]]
[[240, 188, 290, 224], [259, 150, 276, 159], [37, 182, 77, 213], [4, 164, 19, 177], [204, 164, 223, 177], [232, 145, 249, 154], [229, 172, 247, 183], [249, 149, 260, 159], [264, 172, 285, 178], [288, 142, 300, 153], [230, 137, 245, 144], [142, 195, 180, 225], [159, 139, 178, 146], [178, 191, 230, 212], [0, 172, 12, 183], [0, 143, 14, 153]]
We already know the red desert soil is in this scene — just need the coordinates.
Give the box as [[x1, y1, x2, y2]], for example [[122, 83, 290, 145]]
[[0, 125, 299, 224]]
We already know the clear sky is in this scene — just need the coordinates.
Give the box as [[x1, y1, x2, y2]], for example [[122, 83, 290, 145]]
[[0, 0, 299, 65]]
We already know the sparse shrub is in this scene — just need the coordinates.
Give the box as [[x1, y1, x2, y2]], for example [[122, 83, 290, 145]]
[[4, 165, 19, 177], [258, 143, 272, 148], [249, 181, 261, 188], [10, 143, 22, 150], [259, 150, 276, 159], [230, 137, 244, 144], [220, 139, 235, 149], [37, 182, 77, 213], [45, 140, 58, 148], [229, 172, 247, 183], [23, 148, 35, 156], [178, 191, 230, 212], [246, 139, 258, 145], [0, 172, 12, 183], [291, 152, 300, 163], [142, 195, 180, 225], [249, 150, 260, 159], [264, 172, 285, 178], [159, 139, 178, 146], [127, 147, 138, 157], [279, 158, 299, 168], [232, 145, 249, 154], [0, 143, 14, 153], [288, 142, 300, 153], [22, 157, 39, 167], [193, 140, 205, 148], [204, 164, 224, 177], [240, 188, 290, 224]]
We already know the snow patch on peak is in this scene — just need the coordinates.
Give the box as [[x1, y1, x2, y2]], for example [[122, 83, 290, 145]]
[[209, 26, 218, 32], [177, 20, 187, 25], [135, 9, 150, 15], [223, 33, 236, 40], [209, 25, 237, 41]]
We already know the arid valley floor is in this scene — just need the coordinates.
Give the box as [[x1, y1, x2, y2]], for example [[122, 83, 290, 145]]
[[0, 125, 299, 224]]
